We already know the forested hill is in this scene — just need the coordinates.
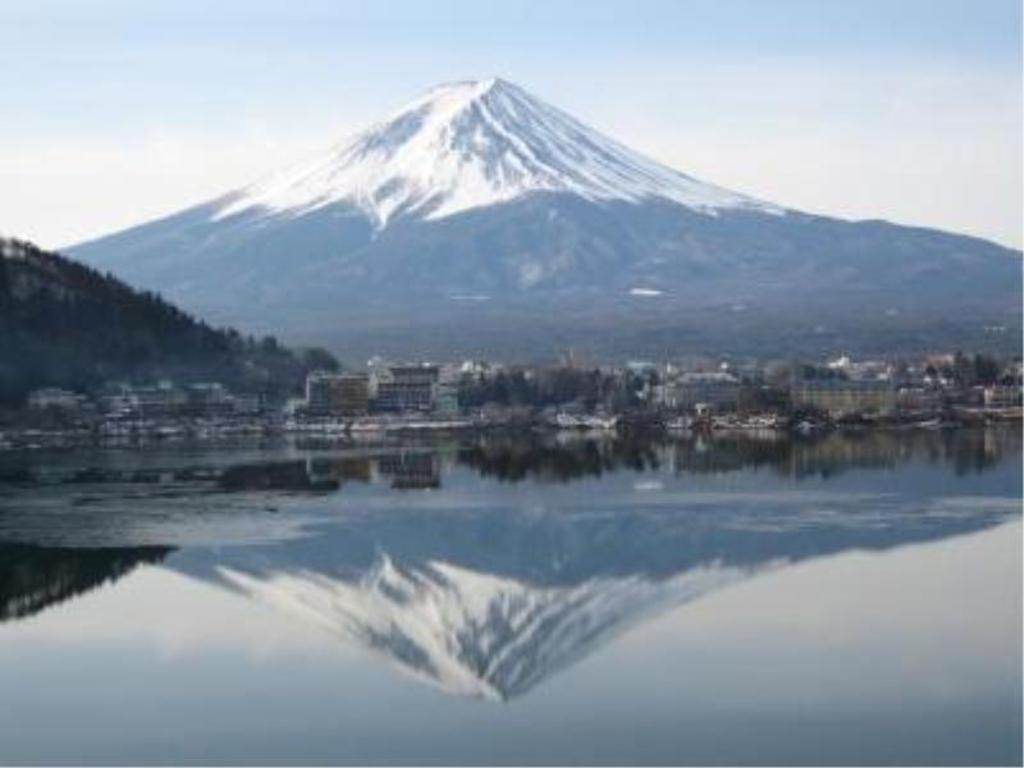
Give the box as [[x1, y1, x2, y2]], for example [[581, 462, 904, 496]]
[[0, 237, 335, 406]]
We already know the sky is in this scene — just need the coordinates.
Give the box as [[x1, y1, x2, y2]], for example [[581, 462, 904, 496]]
[[1, 0, 1021, 249]]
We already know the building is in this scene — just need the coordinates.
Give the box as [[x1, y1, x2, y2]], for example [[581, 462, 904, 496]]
[[305, 372, 335, 414], [791, 379, 896, 417], [983, 384, 1022, 409], [98, 381, 187, 418], [232, 393, 262, 416], [374, 364, 439, 413], [98, 383, 137, 417], [282, 397, 307, 417], [27, 388, 86, 411], [136, 382, 188, 417], [896, 386, 942, 412], [658, 372, 741, 412], [826, 355, 893, 381], [305, 372, 370, 417], [433, 365, 462, 416], [185, 383, 234, 418]]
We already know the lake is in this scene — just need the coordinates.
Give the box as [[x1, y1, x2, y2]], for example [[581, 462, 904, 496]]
[[0, 427, 1020, 765]]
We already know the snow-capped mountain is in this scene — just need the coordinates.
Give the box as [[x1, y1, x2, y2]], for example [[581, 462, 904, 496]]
[[68, 78, 1021, 359], [213, 78, 780, 228]]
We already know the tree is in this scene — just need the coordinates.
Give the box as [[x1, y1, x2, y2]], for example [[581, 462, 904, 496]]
[[0, 237, 324, 405], [952, 351, 975, 386], [972, 354, 1000, 386], [301, 347, 340, 373]]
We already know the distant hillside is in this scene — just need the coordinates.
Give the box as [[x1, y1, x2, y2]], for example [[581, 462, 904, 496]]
[[0, 238, 335, 406]]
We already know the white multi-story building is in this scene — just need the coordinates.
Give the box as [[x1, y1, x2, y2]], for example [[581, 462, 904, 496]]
[[655, 371, 741, 412]]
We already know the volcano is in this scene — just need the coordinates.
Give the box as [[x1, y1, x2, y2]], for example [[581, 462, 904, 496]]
[[68, 78, 1021, 360]]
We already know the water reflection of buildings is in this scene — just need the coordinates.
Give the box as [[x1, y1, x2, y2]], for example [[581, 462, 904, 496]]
[[305, 452, 441, 490], [0, 428, 1017, 496], [458, 427, 1021, 484], [656, 428, 1020, 481], [776, 428, 1018, 479], [306, 456, 372, 488], [376, 452, 441, 489], [458, 433, 661, 483], [219, 453, 441, 492]]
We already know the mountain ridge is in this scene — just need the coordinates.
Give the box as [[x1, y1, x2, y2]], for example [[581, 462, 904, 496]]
[[67, 78, 1022, 360]]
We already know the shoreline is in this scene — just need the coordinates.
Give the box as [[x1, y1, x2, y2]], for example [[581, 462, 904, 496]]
[[1, 408, 1019, 453]]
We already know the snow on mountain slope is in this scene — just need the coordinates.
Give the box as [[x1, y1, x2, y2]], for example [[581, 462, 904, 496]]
[[216, 553, 759, 700], [66, 77, 1021, 358], [213, 78, 782, 228]]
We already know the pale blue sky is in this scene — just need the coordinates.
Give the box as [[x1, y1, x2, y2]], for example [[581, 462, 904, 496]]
[[2, 0, 1021, 248]]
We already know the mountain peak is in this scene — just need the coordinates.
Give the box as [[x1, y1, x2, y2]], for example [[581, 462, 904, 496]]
[[213, 78, 780, 227], [425, 76, 506, 97], [394, 77, 505, 118]]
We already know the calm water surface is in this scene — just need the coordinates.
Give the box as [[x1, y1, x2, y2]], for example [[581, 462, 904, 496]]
[[0, 428, 1020, 765]]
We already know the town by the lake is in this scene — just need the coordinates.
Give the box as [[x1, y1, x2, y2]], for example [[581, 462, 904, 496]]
[[4, 350, 1020, 450]]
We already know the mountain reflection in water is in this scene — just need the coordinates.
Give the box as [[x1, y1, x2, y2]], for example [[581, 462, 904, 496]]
[[0, 427, 1019, 700]]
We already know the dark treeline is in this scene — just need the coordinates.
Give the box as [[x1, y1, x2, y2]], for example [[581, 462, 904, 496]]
[[0, 543, 172, 623], [0, 238, 336, 406]]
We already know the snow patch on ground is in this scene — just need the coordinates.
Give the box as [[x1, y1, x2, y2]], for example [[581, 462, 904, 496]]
[[630, 287, 664, 297], [450, 294, 491, 302]]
